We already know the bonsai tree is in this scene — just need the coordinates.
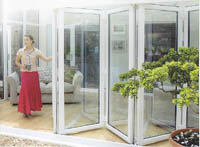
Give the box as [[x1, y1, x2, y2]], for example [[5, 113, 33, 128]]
[[112, 46, 199, 110]]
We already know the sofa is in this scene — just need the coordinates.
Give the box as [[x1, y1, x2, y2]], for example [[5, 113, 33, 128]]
[[7, 67, 83, 105]]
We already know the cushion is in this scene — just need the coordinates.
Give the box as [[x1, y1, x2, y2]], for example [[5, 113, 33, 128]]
[[45, 82, 73, 94], [45, 82, 53, 93], [64, 82, 73, 92], [38, 67, 52, 84], [64, 65, 77, 84], [40, 82, 46, 93], [17, 82, 46, 94]]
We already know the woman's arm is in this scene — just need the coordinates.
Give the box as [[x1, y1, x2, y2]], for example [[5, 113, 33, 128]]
[[37, 50, 52, 62], [39, 55, 52, 62]]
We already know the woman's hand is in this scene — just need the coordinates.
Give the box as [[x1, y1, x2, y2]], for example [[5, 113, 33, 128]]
[[20, 64, 27, 71], [20, 64, 26, 71]]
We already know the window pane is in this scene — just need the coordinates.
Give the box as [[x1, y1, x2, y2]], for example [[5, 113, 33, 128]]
[[187, 10, 199, 128], [189, 10, 199, 49], [143, 9, 177, 138], [64, 13, 100, 129], [145, 9, 177, 62], [108, 11, 129, 136]]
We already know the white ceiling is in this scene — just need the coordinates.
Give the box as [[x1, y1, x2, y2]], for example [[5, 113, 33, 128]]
[[4, 0, 199, 11]]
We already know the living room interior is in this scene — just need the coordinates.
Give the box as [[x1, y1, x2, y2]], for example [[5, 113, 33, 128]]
[[0, 0, 199, 146]]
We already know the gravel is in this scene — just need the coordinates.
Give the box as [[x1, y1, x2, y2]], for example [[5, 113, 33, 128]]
[[0, 135, 73, 147]]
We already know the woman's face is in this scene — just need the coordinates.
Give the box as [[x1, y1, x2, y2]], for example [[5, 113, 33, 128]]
[[24, 36, 32, 47]]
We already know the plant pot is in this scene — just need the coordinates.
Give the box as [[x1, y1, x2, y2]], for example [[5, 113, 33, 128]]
[[169, 128, 199, 147]]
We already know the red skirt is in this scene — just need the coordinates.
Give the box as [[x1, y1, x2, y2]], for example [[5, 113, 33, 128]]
[[18, 71, 42, 115]]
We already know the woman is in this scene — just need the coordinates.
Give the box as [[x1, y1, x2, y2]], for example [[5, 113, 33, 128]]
[[15, 34, 52, 118]]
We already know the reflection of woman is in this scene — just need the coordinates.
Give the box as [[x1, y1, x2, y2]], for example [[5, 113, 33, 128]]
[[15, 35, 52, 118]]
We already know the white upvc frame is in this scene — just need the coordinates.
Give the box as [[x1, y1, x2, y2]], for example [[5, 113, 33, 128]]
[[105, 5, 135, 144], [7, 26, 11, 75], [2, 22, 8, 101], [135, 4, 183, 145], [52, 9, 58, 134], [177, 5, 185, 130], [56, 8, 105, 134], [136, 5, 145, 145]]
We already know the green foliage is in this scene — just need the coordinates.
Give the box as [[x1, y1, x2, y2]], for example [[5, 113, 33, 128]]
[[112, 47, 199, 107], [112, 80, 140, 98], [119, 68, 138, 81], [178, 47, 199, 65], [173, 87, 199, 107], [173, 67, 199, 107], [190, 68, 199, 89]]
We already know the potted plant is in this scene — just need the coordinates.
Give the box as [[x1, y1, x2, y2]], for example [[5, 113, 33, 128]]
[[112, 47, 199, 147]]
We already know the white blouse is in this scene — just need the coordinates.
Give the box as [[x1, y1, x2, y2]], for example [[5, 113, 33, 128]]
[[16, 47, 45, 72]]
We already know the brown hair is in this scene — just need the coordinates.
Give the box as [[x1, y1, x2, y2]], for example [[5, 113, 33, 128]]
[[24, 34, 35, 45]]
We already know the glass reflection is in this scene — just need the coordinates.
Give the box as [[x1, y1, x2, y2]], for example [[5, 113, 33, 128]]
[[108, 11, 129, 136]]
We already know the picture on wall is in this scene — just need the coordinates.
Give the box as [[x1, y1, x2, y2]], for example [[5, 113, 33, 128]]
[[112, 40, 127, 53], [112, 24, 126, 34]]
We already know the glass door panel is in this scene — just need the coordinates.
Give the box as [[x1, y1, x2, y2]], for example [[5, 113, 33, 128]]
[[64, 12, 100, 129], [188, 10, 199, 49], [143, 9, 177, 139], [106, 6, 135, 144], [108, 11, 129, 136], [187, 8, 199, 128], [57, 9, 103, 134]]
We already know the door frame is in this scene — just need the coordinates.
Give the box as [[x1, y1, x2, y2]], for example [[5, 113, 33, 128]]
[[105, 5, 136, 144], [55, 8, 105, 134], [2, 23, 8, 101], [52, 9, 58, 133]]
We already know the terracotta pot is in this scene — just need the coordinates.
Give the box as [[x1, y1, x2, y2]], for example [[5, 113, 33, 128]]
[[169, 128, 199, 147]]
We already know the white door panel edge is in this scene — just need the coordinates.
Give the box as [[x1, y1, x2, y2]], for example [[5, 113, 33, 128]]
[[105, 5, 135, 144], [56, 8, 104, 134]]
